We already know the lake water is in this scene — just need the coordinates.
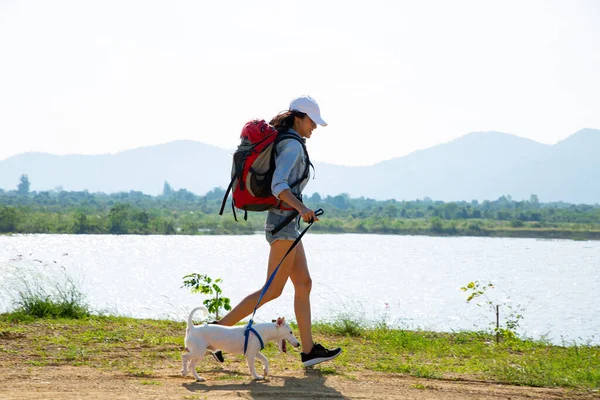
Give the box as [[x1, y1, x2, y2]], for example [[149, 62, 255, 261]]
[[0, 234, 598, 345]]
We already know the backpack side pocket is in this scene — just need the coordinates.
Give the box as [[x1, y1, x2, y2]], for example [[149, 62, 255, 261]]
[[246, 144, 275, 198]]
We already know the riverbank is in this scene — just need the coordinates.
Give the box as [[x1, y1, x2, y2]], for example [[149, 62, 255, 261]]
[[1, 314, 598, 399], [310, 225, 600, 241], [2, 191, 600, 241], [3, 225, 600, 241]]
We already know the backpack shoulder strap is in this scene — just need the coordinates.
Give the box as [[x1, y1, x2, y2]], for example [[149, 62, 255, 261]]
[[272, 132, 313, 189], [273, 132, 309, 159], [274, 132, 303, 147]]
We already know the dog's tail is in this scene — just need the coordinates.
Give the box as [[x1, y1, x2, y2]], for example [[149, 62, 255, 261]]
[[187, 306, 209, 331]]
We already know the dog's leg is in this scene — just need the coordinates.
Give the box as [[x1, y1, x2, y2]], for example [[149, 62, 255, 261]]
[[246, 353, 264, 380], [189, 357, 205, 382], [186, 341, 207, 382], [256, 352, 269, 377], [181, 350, 192, 377]]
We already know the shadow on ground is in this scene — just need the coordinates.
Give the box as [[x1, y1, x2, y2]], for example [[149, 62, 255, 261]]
[[183, 368, 347, 399]]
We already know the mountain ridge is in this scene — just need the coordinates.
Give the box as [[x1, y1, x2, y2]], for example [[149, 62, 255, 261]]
[[1, 129, 599, 204]]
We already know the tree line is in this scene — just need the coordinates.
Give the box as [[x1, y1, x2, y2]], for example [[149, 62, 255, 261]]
[[1, 175, 599, 239]]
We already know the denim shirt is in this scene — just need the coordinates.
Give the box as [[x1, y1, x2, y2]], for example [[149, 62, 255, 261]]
[[270, 128, 310, 203]]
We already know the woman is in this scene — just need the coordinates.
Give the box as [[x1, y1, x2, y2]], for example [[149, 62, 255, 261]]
[[216, 95, 342, 367]]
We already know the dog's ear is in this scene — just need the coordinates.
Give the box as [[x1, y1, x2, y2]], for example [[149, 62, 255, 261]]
[[276, 317, 285, 326]]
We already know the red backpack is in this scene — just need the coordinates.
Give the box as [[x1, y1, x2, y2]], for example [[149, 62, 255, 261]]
[[219, 119, 311, 220]]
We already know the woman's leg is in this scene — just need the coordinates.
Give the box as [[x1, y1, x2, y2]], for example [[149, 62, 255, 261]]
[[289, 241, 343, 367], [289, 241, 314, 352], [217, 240, 297, 326]]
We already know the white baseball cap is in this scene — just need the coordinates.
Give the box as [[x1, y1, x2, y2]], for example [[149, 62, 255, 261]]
[[289, 95, 327, 126]]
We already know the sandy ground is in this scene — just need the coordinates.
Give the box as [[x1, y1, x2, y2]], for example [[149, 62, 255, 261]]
[[1, 365, 598, 400]]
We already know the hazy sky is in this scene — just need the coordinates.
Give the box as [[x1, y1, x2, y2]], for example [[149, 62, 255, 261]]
[[1, 0, 599, 166]]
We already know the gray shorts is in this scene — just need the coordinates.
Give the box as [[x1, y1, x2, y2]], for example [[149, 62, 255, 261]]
[[265, 209, 300, 245]]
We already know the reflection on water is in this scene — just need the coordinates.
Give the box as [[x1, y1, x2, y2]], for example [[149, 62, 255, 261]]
[[1, 234, 598, 345]]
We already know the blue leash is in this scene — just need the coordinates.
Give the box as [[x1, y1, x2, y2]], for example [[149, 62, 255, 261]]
[[243, 208, 324, 354]]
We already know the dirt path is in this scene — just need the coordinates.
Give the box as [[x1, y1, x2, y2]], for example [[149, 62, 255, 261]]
[[1, 365, 597, 400]]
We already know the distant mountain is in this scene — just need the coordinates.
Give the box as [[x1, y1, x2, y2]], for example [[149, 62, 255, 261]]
[[308, 129, 600, 203], [1, 129, 599, 204], [0, 140, 232, 196]]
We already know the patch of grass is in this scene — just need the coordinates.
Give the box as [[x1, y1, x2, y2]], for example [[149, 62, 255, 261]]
[[26, 360, 49, 367], [412, 383, 437, 390], [1, 310, 36, 323], [64, 345, 89, 362], [2, 260, 91, 319], [16, 295, 90, 319], [124, 367, 155, 378], [140, 380, 162, 385], [311, 321, 600, 390], [0, 313, 598, 391], [0, 327, 26, 339], [313, 313, 366, 337], [317, 366, 338, 375]]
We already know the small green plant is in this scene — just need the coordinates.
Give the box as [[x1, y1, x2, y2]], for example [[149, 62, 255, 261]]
[[461, 281, 494, 303], [181, 273, 231, 320], [460, 280, 524, 342]]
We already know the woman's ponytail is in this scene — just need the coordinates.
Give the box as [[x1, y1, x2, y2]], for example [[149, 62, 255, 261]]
[[269, 110, 307, 133]]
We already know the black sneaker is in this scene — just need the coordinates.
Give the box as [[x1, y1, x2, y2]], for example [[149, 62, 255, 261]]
[[301, 343, 342, 367], [208, 321, 225, 363], [211, 350, 224, 363]]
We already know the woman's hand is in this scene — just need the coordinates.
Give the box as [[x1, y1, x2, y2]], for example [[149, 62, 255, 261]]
[[299, 206, 319, 223], [278, 189, 319, 223]]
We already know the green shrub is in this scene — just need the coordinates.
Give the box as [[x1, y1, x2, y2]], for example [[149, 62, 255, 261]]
[[2, 260, 91, 319]]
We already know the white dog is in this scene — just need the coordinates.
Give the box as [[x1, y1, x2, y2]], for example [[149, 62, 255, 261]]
[[182, 306, 300, 381]]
